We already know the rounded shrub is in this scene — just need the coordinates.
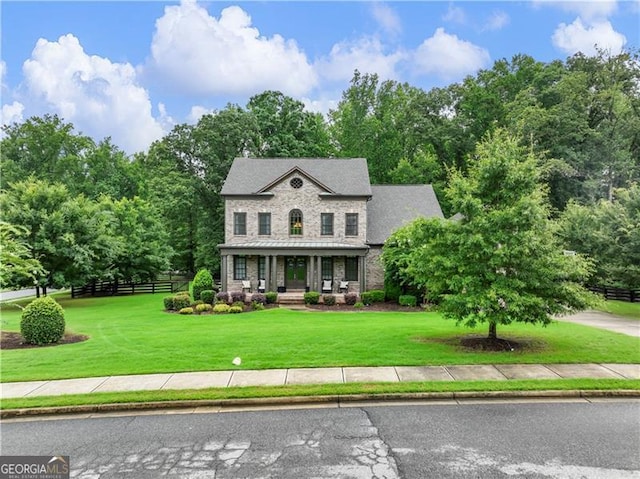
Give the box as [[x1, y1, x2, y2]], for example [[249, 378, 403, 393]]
[[369, 290, 386, 303], [304, 291, 320, 305], [323, 294, 336, 306], [173, 294, 191, 310], [216, 291, 229, 304], [251, 292, 266, 305], [230, 291, 246, 303], [192, 268, 214, 304], [353, 301, 365, 309], [213, 303, 231, 314], [200, 290, 215, 304], [344, 292, 358, 306], [195, 303, 213, 313], [20, 296, 66, 346], [398, 295, 417, 307], [229, 306, 243, 314], [163, 296, 175, 311], [179, 307, 194, 315], [265, 291, 278, 304]]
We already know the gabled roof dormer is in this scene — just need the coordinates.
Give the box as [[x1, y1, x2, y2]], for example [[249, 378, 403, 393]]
[[220, 158, 372, 197], [255, 166, 336, 195]]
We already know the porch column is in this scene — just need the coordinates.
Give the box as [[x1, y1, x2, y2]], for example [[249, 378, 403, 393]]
[[316, 256, 322, 292], [264, 255, 271, 292], [221, 255, 229, 292], [309, 256, 316, 291], [271, 255, 278, 291]]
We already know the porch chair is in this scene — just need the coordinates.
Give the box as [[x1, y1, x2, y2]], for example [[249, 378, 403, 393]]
[[339, 280, 349, 293], [241, 280, 252, 293], [322, 280, 333, 294], [258, 279, 266, 293]]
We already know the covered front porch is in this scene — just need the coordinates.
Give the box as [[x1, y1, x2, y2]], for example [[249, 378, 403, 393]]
[[218, 241, 369, 294]]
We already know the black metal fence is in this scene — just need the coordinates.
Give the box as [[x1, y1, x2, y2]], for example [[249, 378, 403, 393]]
[[588, 286, 640, 303], [72, 280, 189, 298]]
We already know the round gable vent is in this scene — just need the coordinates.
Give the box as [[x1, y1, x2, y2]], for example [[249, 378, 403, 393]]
[[290, 177, 303, 189]]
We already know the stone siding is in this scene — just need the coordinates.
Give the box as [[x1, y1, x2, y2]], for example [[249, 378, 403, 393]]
[[365, 246, 385, 290], [225, 171, 367, 244]]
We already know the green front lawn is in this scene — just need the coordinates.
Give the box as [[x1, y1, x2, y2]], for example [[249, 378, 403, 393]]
[[1, 293, 638, 383]]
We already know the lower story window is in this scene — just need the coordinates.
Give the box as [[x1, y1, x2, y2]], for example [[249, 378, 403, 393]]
[[234, 256, 247, 280], [345, 257, 359, 281], [258, 256, 266, 279], [321, 257, 333, 281]]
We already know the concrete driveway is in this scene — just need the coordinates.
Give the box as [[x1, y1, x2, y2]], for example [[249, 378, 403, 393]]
[[557, 310, 640, 337]]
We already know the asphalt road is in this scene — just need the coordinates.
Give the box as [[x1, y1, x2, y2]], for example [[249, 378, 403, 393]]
[[2, 400, 639, 478]]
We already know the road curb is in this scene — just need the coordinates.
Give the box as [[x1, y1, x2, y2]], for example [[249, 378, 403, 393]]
[[2, 389, 639, 419]]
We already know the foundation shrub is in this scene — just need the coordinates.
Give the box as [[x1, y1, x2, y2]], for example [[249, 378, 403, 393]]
[[304, 291, 320, 305], [323, 294, 336, 306]]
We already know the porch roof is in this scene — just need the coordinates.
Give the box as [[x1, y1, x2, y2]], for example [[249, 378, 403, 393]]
[[218, 240, 369, 256]]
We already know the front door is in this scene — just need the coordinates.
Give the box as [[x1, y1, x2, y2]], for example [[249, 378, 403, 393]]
[[285, 256, 307, 290]]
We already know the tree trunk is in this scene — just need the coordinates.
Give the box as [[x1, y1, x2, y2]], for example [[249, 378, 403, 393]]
[[35, 285, 41, 298], [42, 285, 47, 296], [488, 322, 497, 340]]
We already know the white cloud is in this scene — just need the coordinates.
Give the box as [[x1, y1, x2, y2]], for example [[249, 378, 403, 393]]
[[535, 0, 618, 21], [21, 34, 164, 153], [300, 97, 339, 117], [482, 11, 510, 31], [147, 1, 316, 97], [443, 3, 466, 24], [187, 105, 216, 123], [413, 28, 490, 80], [1, 101, 25, 127], [552, 18, 626, 55], [371, 3, 402, 36], [315, 36, 405, 82]]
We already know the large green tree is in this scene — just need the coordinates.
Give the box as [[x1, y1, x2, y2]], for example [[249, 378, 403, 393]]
[[98, 196, 173, 282], [383, 130, 596, 340], [558, 184, 640, 289], [1, 115, 140, 200], [0, 179, 116, 293], [247, 91, 332, 158]]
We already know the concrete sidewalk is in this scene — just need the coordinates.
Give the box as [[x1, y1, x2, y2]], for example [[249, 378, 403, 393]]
[[2, 363, 638, 400]]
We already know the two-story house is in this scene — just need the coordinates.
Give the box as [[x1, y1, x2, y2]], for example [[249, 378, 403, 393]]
[[218, 158, 443, 294]]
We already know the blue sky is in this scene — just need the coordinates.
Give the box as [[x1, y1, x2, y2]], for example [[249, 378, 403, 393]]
[[1, 1, 638, 154]]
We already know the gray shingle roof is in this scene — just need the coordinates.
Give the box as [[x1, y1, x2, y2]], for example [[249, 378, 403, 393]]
[[367, 185, 444, 245], [221, 158, 372, 196]]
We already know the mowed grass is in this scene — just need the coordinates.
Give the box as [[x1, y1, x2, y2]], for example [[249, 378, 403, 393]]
[[596, 300, 640, 320], [1, 293, 638, 383]]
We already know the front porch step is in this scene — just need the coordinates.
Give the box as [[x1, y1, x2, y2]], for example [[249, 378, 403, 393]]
[[277, 292, 306, 305]]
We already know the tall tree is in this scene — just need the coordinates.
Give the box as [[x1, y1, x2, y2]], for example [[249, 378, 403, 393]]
[[98, 196, 173, 282], [0, 179, 116, 293], [247, 91, 332, 158], [1, 114, 93, 192], [383, 130, 596, 341]]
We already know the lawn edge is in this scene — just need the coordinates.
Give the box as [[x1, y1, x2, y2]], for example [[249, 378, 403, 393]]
[[3, 386, 639, 419]]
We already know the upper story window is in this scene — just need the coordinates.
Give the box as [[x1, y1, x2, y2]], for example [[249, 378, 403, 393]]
[[345, 213, 358, 236], [290, 209, 303, 235], [258, 212, 271, 236], [290, 177, 303, 189], [321, 213, 334, 236], [234, 212, 246, 235]]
